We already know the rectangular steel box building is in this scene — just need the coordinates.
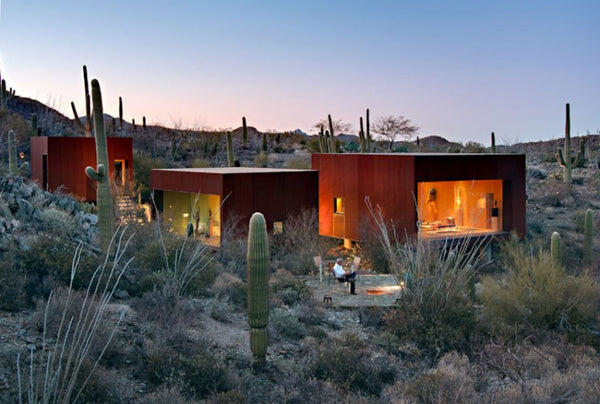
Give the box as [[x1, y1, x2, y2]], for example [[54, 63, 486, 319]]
[[30, 136, 133, 202], [312, 153, 526, 242], [151, 167, 319, 246]]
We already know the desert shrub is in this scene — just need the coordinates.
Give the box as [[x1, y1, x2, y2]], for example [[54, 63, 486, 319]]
[[271, 270, 313, 307], [479, 236, 600, 337], [358, 306, 385, 327], [133, 152, 166, 203], [142, 386, 198, 404], [139, 346, 229, 400], [384, 352, 478, 404], [284, 155, 311, 169], [270, 208, 323, 275], [379, 235, 485, 358], [479, 340, 600, 402], [308, 333, 396, 396], [463, 141, 486, 153], [270, 308, 306, 340]]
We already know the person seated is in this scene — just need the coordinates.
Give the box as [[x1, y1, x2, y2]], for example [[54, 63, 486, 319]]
[[332, 258, 356, 282]]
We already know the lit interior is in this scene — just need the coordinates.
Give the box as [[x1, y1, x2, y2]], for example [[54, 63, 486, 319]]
[[162, 191, 221, 246], [417, 179, 503, 238], [334, 197, 345, 214]]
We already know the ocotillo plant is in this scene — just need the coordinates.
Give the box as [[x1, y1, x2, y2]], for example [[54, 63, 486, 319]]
[[551, 231, 562, 267], [328, 114, 336, 153], [226, 131, 234, 167], [242, 116, 248, 148], [8, 130, 29, 175], [85, 79, 114, 250], [491, 132, 496, 153], [247, 212, 270, 364], [584, 209, 593, 264], [555, 103, 583, 183]]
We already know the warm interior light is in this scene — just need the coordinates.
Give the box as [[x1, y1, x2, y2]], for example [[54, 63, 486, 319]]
[[183, 213, 190, 218]]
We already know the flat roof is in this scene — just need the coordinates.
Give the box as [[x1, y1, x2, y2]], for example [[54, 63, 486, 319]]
[[152, 167, 316, 174], [313, 152, 523, 157]]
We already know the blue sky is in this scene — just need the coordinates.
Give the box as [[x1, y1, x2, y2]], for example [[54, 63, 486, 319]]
[[1, 1, 598, 144]]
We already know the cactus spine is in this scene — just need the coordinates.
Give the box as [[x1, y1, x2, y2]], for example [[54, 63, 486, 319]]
[[226, 131, 234, 167], [85, 79, 114, 250], [555, 103, 583, 183], [551, 231, 562, 267], [242, 116, 248, 148], [247, 212, 270, 364], [584, 209, 593, 264], [491, 132, 496, 153]]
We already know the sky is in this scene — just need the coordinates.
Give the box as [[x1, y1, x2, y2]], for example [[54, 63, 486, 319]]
[[0, 0, 599, 145]]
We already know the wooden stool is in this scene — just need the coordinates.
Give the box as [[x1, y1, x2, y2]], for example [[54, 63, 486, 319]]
[[323, 295, 332, 305]]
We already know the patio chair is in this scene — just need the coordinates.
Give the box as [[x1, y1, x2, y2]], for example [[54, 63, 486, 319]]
[[352, 256, 361, 281]]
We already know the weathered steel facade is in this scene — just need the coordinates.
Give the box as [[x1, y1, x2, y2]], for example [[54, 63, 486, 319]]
[[30, 136, 133, 202], [151, 167, 319, 244], [311, 153, 526, 241]]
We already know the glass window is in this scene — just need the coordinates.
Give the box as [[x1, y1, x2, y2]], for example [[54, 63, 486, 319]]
[[334, 197, 345, 214]]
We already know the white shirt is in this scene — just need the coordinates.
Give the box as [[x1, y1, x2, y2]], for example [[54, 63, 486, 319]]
[[333, 262, 346, 278]]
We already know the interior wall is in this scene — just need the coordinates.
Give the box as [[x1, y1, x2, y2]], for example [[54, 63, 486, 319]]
[[417, 179, 503, 230]]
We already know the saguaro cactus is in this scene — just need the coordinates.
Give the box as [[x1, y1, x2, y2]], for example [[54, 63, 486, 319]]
[[8, 130, 29, 175], [226, 131, 234, 167], [1, 78, 7, 111], [366, 108, 371, 152], [584, 209, 593, 264], [555, 103, 583, 183], [242, 116, 248, 148], [119, 96, 123, 130], [491, 132, 496, 153], [359, 117, 366, 153], [328, 114, 336, 153], [551, 231, 562, 267], [85, 79, 114, 250], [247, 212, 270, 364]]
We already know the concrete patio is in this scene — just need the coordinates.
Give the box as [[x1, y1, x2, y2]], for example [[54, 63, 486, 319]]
[[304, 274, 403, 308]]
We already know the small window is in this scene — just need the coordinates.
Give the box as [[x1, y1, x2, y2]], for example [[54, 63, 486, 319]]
[[334, 197, 345, 214], [273, 221, 283, 234]]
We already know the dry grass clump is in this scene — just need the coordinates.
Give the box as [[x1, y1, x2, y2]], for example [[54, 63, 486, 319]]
[[479, 235, 600, 338]]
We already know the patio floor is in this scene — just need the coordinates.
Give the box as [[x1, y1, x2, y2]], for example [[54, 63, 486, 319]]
[[304, 274, 403, 308]]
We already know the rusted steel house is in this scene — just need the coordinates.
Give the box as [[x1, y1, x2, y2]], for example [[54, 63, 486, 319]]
[[30, 136, 133, 202], [312, 153, 526, 243], [151, 167, 318, 246]]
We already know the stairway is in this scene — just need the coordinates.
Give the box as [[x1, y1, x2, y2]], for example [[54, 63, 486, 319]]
[[115, 195, 137, 224]]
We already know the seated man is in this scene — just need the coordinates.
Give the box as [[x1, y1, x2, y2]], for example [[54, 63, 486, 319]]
[[332, 258, 356, 282]]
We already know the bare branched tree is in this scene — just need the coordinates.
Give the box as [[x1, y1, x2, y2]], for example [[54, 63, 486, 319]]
[[372, 115, 418, 150], [312, 118, 352, 135]]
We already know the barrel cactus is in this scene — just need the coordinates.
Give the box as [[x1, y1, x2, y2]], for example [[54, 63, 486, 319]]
[[85, 79, 114, 250], [247, 212, 270, 364]]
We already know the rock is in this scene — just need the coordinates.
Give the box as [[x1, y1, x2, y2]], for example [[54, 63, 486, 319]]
[[528, 166, 547, 179], [114, 289, 130, 300]]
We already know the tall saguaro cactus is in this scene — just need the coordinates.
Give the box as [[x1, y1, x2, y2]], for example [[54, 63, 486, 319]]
[[555, 103, 583, 183], [247, 212, 270, 364], [328, 114, 336, 153], [242, 116, 248, 148], [491, 132, 496, 153], [226, 131, 234, 167], [8, 130, 29, 175], [85, 79, 114, 250]]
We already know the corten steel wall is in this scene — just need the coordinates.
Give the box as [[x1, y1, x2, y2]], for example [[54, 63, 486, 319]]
[[151, 169, 318, 234], [312, 154, 415, 241], [312, 153, 526, 241], [30, 137, 133, 201], [413, 154, 526, 236]]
